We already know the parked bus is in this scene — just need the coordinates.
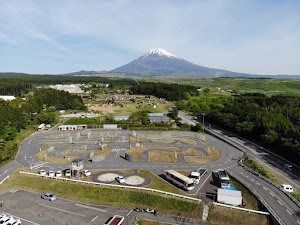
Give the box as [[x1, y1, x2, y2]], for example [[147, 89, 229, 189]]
[[37, 123, 45, 131], [165, 170, 195, 191]]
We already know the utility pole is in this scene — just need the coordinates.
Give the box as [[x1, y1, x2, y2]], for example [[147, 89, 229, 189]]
[[201, 112, 206, 132]]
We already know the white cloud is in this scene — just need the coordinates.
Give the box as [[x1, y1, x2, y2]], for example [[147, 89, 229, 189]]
[[0, 0, 299, 74]]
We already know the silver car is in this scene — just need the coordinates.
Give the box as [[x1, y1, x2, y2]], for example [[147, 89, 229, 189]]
[[41, 193, 56, 201]]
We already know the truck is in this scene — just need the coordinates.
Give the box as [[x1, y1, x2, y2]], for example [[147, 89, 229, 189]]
[[217, 170, 231, 188], [189, 171, 200, 184], [217, 188, 242, 206]]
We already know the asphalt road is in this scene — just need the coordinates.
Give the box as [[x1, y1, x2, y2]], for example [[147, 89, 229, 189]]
[[1, 114, 299, 224]]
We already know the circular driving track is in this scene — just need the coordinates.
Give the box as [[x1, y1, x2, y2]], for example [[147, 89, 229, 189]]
[[91, 171, 151, 187]]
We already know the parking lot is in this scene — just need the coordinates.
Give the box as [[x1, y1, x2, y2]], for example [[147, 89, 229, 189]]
[[0, 189, 130, 225]]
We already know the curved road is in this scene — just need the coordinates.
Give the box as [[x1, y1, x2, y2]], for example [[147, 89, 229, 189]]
[[1, 123, 299, 224]]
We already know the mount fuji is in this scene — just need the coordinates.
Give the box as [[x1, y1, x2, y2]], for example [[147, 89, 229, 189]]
[[110, 48, 248, 77]]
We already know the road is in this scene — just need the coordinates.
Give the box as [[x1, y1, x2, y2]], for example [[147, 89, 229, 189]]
[[179, 112, 300, 225], [1, 113, 299, 224]]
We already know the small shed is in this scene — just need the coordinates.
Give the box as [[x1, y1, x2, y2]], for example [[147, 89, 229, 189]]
[[113, 115, 130, 121], [148, 113, 169, 123]]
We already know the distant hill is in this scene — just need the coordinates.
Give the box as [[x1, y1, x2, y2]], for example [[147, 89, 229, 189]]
[[110, 48, 300, 79]]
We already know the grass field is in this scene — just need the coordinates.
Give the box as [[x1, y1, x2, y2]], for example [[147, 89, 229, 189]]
[[137, 220, 173, 225], [185, 147, 221, 163], [138, 77, 300, 96], [207, 204, 268, 225], [149, 151, 177, 163], [1, 169, 202, 219]]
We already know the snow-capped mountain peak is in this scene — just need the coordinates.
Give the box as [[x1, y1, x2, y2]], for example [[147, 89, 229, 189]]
[[143, 48, 178, 59]]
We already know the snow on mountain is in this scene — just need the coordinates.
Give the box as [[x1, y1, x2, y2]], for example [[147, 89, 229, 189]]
[[110, 48, 251, 77], [142, 48, 178, 59]]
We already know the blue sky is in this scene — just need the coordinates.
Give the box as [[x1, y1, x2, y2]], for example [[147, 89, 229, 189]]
[[0, 0, 299, 75]]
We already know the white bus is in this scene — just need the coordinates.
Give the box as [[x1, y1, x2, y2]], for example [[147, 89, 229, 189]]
[[37, 123, 45, 131], [165, 170, 195, 191]]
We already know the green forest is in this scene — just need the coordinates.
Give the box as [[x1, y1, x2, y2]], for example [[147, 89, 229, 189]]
[[1, 75, 300, 164], [177, 93, 300, 163], [0, 88, 85, 163]]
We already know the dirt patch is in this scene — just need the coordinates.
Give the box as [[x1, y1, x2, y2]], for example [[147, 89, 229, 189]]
[[185, 147, 221, 163], [149, 151, 177, 163]]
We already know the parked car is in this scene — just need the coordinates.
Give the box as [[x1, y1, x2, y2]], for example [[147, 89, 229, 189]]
[[48, 170, 55, 177], [41, 193, 56, 201], [281, 184, 293, 193], [81, 170, 91, 176], [0, 216, 14, 224], [38, 169, 46, 176], [0, 215, 6, 220], [56, 170, 62, 177], [115, 176, 125, 184], [6, 218, 21, 225], [64, 169, 71, 177]]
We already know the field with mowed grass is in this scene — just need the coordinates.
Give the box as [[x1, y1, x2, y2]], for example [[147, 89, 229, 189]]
[[139, 77, 300, 96], [1, 169, 202, 219], [207, 204, 268, 225]]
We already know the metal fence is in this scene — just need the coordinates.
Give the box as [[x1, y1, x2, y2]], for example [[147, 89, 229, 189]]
[[19, 171, 201, 203]]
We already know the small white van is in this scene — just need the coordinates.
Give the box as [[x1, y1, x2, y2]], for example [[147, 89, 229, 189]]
[[281, 184, 293, 193], [283, 164, 292, 171]]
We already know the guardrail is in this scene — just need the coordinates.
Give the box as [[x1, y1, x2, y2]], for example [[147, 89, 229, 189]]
[[207, 128, 300, 208], [227, 170, 286, 225], [19, 171, 201, 203], [213, 202, 270, 215], [240, 162, 300, 208]]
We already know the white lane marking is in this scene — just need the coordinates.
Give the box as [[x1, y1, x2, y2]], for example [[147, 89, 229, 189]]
[[278, 200, 282, 205], [91, 215, 98, 222], [4, 170, 7, 173], [297, 220, 300, 224], [250, 178, 254, 182], [263, 187, 267, 190], [38, 203, 86, 217], [5, 212, 40, 225], [286, 210, 292, 216], [127, 209, 133, 216], [269, 192, 274, 197], [75, 203, 107, 212], [256, 182, 261, 186]]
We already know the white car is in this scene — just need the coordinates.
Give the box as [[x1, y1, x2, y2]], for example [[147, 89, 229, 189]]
[[56, 171, 62, 177], [48, 170, 55, 177], [0, 216, 14, 224], [6, 219, 21, 225], [81, 170, 91, 176], [115, 176, 125, 184], [38, 169, 46, 176], [281, 184, 293, 193], [64, 169, 71, 177]]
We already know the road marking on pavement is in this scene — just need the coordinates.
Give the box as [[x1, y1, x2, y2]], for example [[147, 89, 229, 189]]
[[250, 178, 254, 182], [245, 175, 248, 178], [75, 203, 107, 212], [39, 203, 87, 217], [256, 182, 261, 186], [5, 212, 40, 225], [286, 210, 292, 216], [277, 200, 282, 205], [297, 220, 300, 224], [127, 209, 133, 216], [269, 192, 274, 197], [263, 186, 267, 190], [91, 215, 98, 222]]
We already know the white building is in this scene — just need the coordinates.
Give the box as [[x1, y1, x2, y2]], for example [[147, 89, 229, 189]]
[[0, 96, 16, 101]]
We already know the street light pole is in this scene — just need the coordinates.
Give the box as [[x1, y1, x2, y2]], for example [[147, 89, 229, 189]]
[[201, 113, 206, 132]]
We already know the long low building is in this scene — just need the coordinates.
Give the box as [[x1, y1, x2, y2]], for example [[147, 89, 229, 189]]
[[58, 124, 87, 131]]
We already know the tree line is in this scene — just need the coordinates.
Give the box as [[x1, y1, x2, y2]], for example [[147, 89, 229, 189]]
[[130, 81, 199, 101], [177, 93, 300, 163], [0, 88, 85, 163]]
